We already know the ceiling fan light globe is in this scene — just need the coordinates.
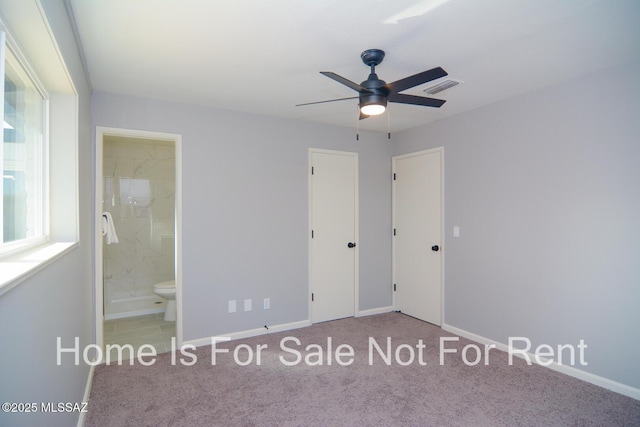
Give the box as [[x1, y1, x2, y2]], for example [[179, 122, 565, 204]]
[[360, 104, 386, 116]]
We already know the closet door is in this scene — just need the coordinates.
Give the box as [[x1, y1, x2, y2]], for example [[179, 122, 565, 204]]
[[393, 148, 443, 325], [309, 149, 358, 323]]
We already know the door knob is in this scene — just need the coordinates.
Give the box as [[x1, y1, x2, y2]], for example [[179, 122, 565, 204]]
[[347, 242, 357, 248], [431, 245, 439, 252]]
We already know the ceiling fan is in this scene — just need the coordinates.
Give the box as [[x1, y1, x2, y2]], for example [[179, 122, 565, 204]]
[[297, 49, 448, 119]]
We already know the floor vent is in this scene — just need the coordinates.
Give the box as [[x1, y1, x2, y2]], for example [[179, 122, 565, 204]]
[[423, 78, 463, 95]]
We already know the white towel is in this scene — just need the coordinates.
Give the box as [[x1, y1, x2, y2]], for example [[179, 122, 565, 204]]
[[102, 212, 119, 244]]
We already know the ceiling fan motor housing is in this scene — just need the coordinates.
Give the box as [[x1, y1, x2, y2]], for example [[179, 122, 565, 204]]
[[360, 73, 389, 108]]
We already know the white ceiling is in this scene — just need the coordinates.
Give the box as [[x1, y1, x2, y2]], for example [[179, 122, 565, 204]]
[[68, 0, 640, 133]]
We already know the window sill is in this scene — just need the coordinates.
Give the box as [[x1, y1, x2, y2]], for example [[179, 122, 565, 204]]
[[0, 241, 78, 297]]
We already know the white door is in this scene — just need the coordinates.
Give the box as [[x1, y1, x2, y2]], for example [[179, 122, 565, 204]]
[[309, 149, 358, 323], [393, 148, 443, 325]]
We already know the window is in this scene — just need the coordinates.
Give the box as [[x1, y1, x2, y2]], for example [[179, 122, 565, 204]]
[[0, 31, 48, 255], [0, 5, 78, 294]]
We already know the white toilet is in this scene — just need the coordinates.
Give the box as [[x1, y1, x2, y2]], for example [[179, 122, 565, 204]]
[[153, 280, 176, 321]]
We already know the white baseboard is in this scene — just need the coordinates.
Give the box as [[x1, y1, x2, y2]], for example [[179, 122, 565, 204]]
[[184, 307, 395, 349], [76, 364, 95, 427], [356, 306, 394, 317], [184, 319, 312, 348], [441, 323, 640, 401]]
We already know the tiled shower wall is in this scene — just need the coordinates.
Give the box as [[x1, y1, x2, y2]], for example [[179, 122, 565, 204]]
[[103, 136, 175, 319]]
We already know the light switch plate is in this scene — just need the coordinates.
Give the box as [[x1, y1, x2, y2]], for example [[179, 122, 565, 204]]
[[244, 299, 252, 311], [453, 226, 460, 238], [228, 300, 236, 313]]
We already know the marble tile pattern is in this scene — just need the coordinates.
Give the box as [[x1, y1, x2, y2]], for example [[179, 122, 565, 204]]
[[103, 137, 175, 317]]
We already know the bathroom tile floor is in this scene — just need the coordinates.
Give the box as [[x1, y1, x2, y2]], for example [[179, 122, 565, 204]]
[[103, 313, 175, 362]]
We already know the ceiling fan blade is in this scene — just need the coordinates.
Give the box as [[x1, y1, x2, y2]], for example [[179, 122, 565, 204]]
[[320, 72, 372, 93], [388, 93, 446, 108], [386, 67, 448, 94], [296, 96, 359, 107]]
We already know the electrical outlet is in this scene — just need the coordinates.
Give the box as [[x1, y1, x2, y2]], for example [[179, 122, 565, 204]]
[[228, 300, 236, 313], [263, 298, 270, 310], [244, 299, 252, 312]]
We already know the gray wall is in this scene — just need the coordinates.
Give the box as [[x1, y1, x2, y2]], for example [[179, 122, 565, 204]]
[[91, 93, 393, 341], [0, 1, 93, 426], [393, 60, 640, 389]]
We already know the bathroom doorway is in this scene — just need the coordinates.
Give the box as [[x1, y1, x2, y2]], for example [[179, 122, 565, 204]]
[[95, 127, 182, 359]]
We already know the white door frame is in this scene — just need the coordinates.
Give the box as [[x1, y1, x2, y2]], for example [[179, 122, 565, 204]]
[[308, 148, 359, 322], [392, 147, 444, 325], [94, 126, 183, 353]]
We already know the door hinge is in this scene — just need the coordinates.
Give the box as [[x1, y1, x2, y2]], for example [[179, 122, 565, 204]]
[[393, 283, 396, 292], [393, 228, 396, 236], [311, 166, 314, 175], [311, 293, 315, 302], [393, 173, 396, 181], [311, 230, 314, 238]]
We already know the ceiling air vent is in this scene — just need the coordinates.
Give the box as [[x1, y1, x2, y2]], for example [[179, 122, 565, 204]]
[[422, 78, 463, 95]]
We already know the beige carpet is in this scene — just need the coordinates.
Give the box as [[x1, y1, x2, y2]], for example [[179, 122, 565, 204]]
[[86, 312, 640, 426]]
